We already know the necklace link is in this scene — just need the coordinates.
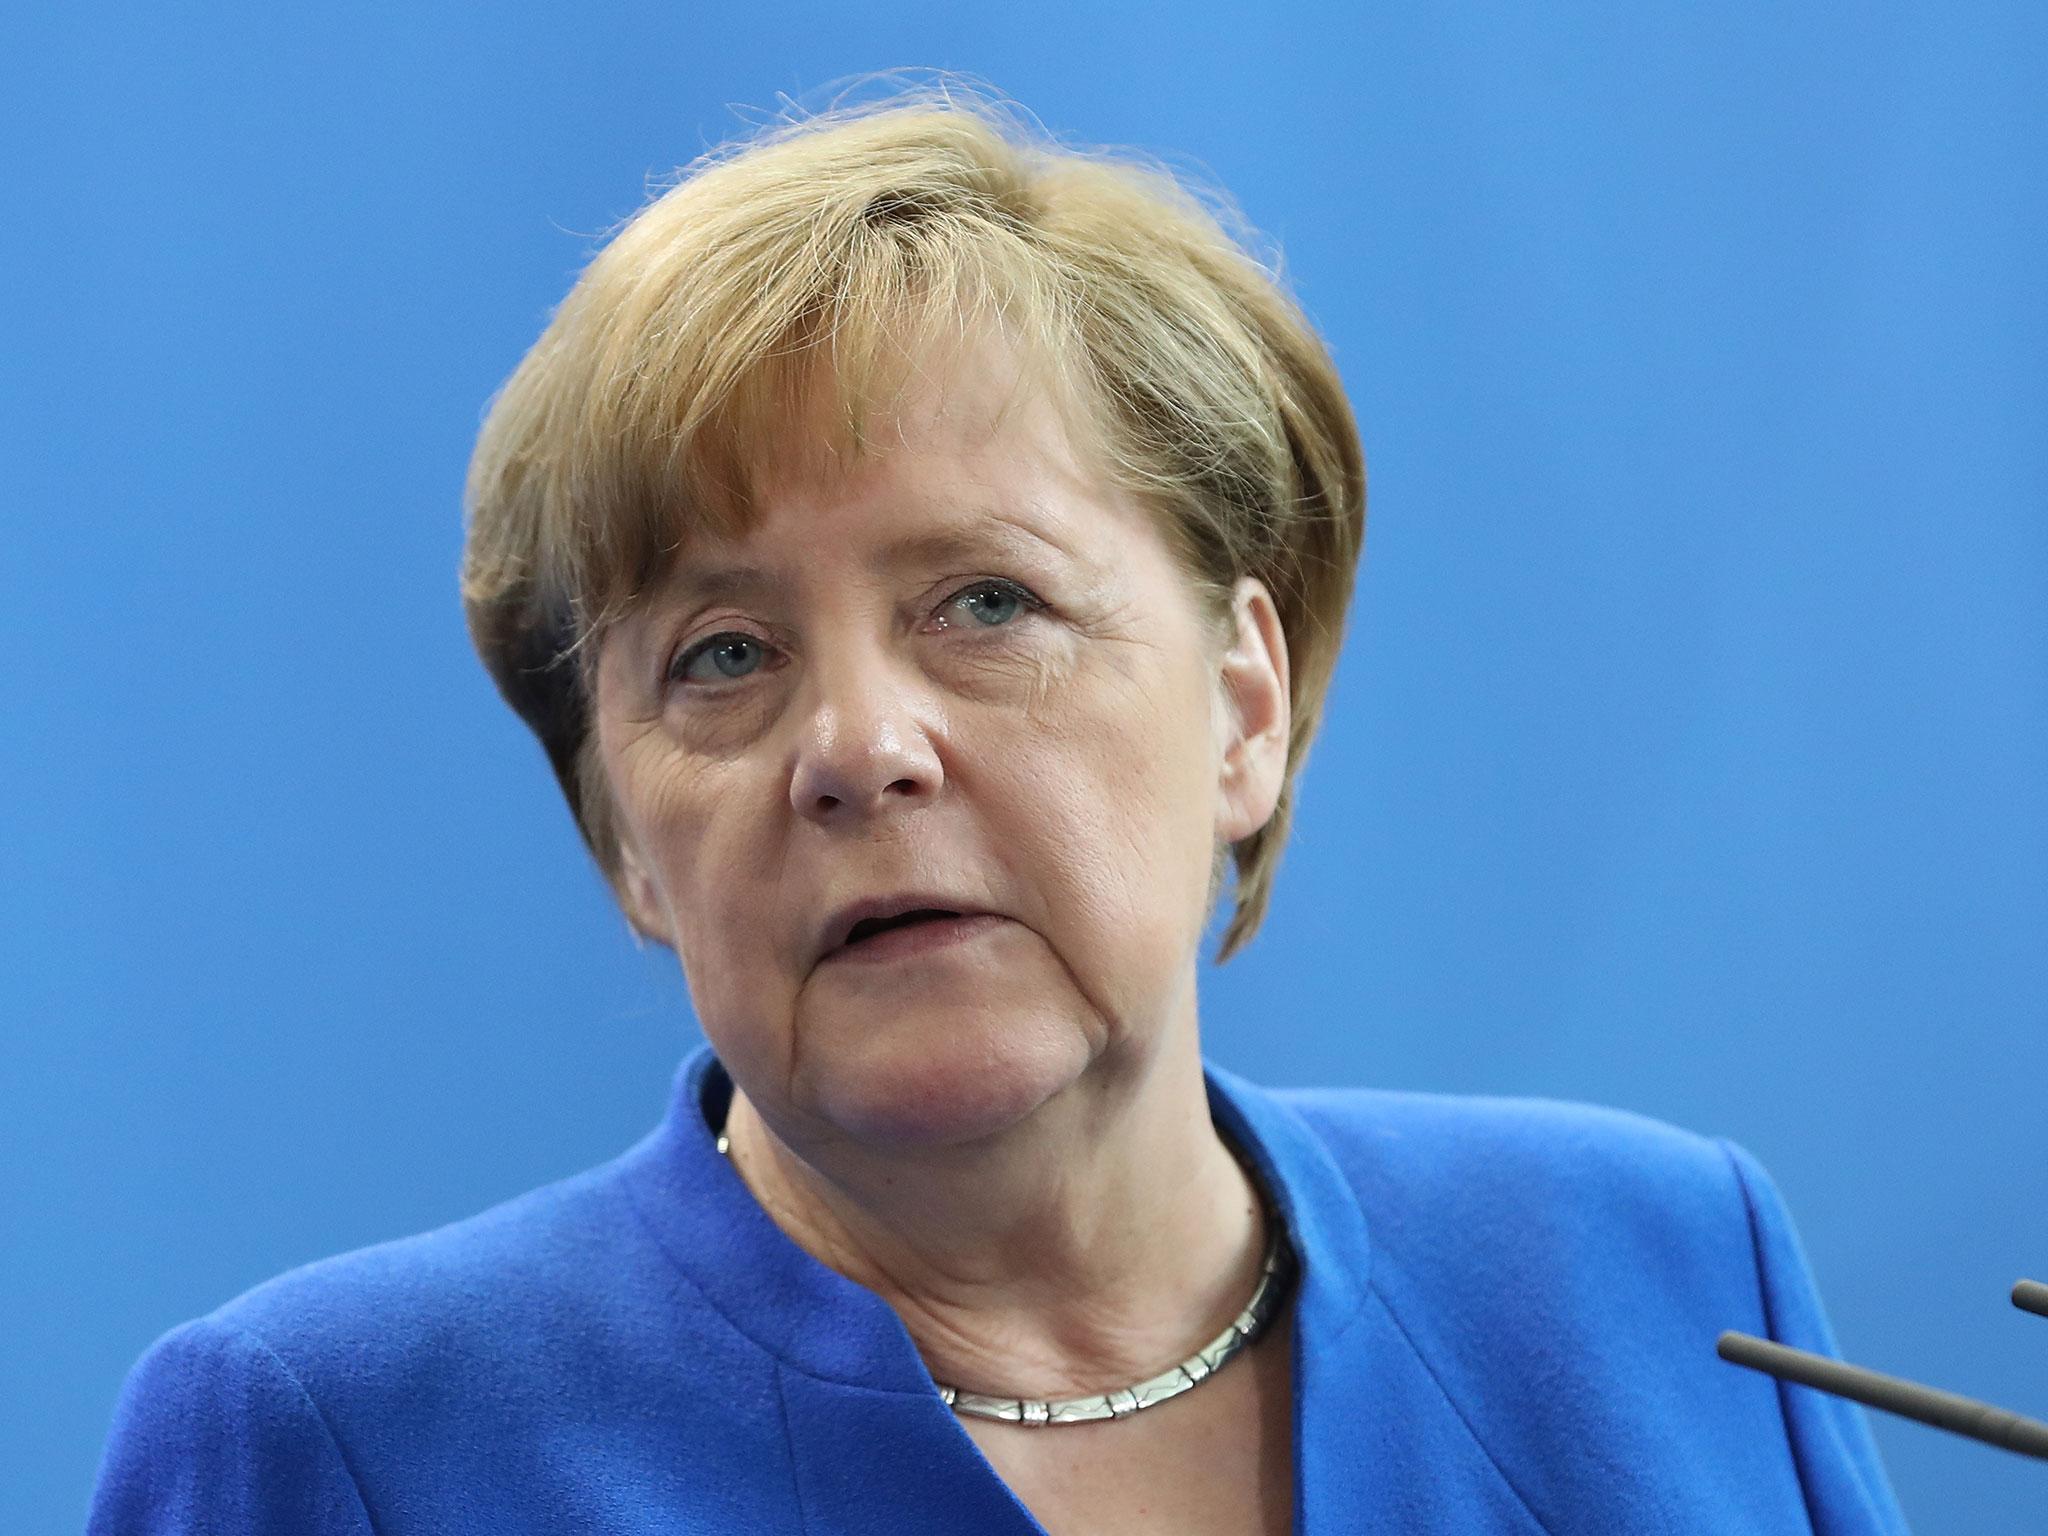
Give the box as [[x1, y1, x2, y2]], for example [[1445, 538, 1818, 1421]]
[[937, 1224, 1291, 1425]]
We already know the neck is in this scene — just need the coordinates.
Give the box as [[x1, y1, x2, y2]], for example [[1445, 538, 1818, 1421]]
[[720, 1023, 1269, 1399]]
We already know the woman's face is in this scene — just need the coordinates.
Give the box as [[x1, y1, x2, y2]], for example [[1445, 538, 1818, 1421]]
[[593, 338, 1287, 1152]]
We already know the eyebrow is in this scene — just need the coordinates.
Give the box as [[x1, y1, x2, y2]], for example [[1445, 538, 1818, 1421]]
[[665, 516, 1073, 608]]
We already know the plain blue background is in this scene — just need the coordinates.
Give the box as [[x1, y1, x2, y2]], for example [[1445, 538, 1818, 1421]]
[[5, 3, 2042, 1530]]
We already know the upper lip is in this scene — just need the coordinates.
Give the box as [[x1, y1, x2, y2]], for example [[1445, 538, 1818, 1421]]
[[815, 893, 992, 963]]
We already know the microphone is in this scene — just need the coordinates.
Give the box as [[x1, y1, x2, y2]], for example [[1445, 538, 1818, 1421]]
[[1716, 1278, 2048, 1463]]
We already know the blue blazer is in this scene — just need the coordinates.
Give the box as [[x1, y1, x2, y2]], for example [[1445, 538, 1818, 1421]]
[[90, 1048, 1909, 1533]]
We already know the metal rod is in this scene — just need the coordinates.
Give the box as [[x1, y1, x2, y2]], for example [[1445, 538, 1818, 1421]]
[[2013, 1280, 2048, 1321], [1717, 1331, 2048, 1462]]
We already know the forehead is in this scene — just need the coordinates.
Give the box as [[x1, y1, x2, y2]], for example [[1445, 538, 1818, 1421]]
[[670, 327, 1115, 577]]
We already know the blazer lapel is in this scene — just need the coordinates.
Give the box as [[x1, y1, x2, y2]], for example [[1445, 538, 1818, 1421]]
[[775, 1365, 1047, 1536], [1294, 1296, 1552, 1535], [1207, 1067, 1552, 1536]]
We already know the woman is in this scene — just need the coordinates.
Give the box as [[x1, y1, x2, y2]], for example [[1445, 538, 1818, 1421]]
[[90, 90, 1908, 1534]]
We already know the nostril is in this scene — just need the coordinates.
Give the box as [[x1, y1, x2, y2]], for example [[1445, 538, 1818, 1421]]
[[791, 736, 942, 820]]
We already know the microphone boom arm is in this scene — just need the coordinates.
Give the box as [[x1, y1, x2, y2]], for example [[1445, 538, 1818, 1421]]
[[1718, 1282, 2048, 1464]]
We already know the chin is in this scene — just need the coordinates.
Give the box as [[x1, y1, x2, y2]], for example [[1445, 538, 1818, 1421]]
[[797, 1002, 1095, 1150]]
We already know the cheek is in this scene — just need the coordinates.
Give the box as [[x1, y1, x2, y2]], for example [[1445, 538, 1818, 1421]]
[[616, 747, 799, 1067], [995, 654, 1219, 1005]]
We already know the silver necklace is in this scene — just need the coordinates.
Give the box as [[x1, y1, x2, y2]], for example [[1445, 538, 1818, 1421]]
[[714, 1126, 1295, 1425]]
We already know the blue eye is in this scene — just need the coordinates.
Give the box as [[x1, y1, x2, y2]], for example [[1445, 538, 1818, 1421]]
[[667, 581, 1043, 691], [949, 579, 1040, 627], [671, 633, 767, 684]]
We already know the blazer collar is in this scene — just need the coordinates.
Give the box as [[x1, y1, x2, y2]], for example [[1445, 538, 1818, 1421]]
[[622, 1043, 1376, 1392], [622, 1048, 1555, 1534], [1205, 1057, 1376, 1350]]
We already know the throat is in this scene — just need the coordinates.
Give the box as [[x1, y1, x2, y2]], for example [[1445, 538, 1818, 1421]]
[[713, 1047, 1276, 1404]]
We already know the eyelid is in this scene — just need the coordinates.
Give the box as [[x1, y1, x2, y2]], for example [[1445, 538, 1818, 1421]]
[[663, 576, 1048, 688], [667, 627, 772, 685], [939, 575, 1046, 616]]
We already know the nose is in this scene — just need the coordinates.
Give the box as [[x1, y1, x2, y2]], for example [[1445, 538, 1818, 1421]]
[[787, 647, 944, 826]]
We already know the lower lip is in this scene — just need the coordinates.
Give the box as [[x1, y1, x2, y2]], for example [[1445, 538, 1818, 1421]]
[[824, 913, 1006, 964]]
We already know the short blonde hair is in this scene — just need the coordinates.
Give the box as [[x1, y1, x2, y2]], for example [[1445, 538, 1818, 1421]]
[[462, 84, 1366, 963]]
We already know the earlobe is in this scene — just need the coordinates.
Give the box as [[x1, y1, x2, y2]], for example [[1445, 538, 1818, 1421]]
[[1214, 577, 1291, 845]]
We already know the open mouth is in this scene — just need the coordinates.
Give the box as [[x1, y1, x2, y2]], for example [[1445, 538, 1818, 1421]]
[[843, 909, 960, 946]]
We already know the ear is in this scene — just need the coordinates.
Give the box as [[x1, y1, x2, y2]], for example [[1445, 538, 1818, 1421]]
[[612, 826, 676, 948], [1213, 576, 1291, 845]]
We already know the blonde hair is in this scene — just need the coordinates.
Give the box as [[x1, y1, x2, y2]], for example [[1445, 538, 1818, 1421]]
[[462, 82, 1366, 963]]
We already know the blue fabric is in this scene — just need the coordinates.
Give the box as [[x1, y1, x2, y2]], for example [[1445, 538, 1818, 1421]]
[[89, 1048, 1909, 1533]]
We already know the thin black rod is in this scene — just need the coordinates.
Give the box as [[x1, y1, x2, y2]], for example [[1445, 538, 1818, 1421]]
[[1717, 1331, 2048, 1462], [2013, 1280, 2048, 1320]]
